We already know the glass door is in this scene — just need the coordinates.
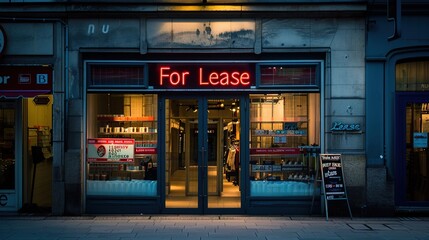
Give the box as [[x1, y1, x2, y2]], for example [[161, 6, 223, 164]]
[[164, 96, 242, 213], [396, 93, 429, 207]]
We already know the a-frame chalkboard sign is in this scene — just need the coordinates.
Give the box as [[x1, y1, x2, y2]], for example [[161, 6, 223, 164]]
[[319, 154, 352, 220]]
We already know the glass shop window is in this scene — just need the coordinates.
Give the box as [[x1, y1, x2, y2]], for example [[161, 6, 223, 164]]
[[86, 93, 158, 197], [258, 63, 320, 88], [249, 93, 320, 197], [87, 63, 147, 88]]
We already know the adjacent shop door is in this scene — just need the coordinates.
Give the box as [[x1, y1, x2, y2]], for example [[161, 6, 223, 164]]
[[395, 93, 429, 207], [0, 100, 21, 211], [164, 96, 242, 213]]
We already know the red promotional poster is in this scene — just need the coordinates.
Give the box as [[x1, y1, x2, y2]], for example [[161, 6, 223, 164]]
[[87, 138, 135, 162]]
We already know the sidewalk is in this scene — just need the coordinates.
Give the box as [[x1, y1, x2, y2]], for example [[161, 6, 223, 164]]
[[0, 215, 429, 240]]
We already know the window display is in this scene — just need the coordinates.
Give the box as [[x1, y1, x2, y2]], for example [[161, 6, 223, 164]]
[[249, 93, 320, 197], [86, 94, 157, 197]]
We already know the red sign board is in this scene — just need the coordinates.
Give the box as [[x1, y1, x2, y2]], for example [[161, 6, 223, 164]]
[[135, 147, 157, 154], [0, 66, 53, 98], [250, 147, 302, 155]]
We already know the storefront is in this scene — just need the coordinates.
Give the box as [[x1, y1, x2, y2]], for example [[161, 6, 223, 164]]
[[391, 58, 429, 211], [366, 1, 429, 214], [0, 66, 54, 212], [83, 58, 323, 214], [0, 21, 64, 214]]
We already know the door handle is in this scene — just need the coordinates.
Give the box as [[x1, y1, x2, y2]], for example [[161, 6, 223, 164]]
[[200, 146, 207, 197], [200, 146, 206, 180]]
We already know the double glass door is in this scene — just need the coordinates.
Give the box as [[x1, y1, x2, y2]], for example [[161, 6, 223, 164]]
[[164, 96, 242, 213]]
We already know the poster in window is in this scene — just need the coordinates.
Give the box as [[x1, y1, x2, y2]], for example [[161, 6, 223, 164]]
[[87, 138, 135, 162], [413, 132, 428, 148]]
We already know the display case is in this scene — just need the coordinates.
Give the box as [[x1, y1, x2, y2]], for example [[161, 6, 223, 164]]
[[249, 121, 316, 197]]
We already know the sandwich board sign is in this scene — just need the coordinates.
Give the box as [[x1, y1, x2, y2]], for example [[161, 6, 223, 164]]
[[319, 154, 352, 220]]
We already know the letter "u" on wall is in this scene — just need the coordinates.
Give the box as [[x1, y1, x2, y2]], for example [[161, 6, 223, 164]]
[[102, 24, 110, 34]]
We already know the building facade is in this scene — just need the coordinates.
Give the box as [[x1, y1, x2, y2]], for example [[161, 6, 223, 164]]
[[366, 0, 429, 214], [0, 0, 380, 216]]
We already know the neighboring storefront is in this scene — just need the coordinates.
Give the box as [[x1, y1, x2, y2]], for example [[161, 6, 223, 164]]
[[0, 65, 55, 212], [0, 22, 63, 214], [366, 0, 429, 214]]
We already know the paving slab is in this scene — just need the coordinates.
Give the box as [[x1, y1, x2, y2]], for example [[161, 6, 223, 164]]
[[1, 215, 429, 240]]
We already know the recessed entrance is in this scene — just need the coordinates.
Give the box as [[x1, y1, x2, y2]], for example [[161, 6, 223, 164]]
[[164, 97, 242, 212]]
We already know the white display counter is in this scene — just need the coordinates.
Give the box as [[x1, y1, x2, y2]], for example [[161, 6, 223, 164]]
[[87, 180, 157, 196], [250, 180, 315, 197]]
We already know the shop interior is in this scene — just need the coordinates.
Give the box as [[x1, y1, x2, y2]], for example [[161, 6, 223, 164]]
[[25, 96, 53, 212]]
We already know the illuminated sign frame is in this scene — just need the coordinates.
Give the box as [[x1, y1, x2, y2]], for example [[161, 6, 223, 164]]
[[85, 60, 323, 91]]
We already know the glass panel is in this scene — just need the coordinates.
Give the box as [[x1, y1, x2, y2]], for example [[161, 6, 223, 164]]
[[405, 103, 429, 201], [0, 101, 15, 190], [396, 60, 429, 91], [165, 99, 198, 208], [86, 94, 158, 197], [188, 122, 199, 196], [249, 93, 320, 197], [207, 99, 241, 208], [89, 64, 146, 87], [259, 64, 317, 86]]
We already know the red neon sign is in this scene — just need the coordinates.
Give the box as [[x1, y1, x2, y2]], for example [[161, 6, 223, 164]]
[[152, 63, 254, 89]]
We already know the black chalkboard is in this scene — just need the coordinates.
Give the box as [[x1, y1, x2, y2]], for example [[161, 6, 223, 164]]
[[320, 154, 346, 199], [319, 154, 352, 220]]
